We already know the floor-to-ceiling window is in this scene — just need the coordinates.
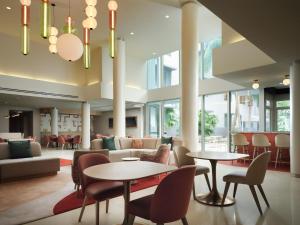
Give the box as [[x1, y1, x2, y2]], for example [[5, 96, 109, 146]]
[[148, 102, 161, 137], [147, 58, 160, 89], [162, 99, 180, 136], [162, 51, 180, 87], [276, 100, 290, 131]]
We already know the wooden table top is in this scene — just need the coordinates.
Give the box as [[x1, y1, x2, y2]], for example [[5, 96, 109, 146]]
[[186, 151, 249, 161], [83, 161, 177, 181]]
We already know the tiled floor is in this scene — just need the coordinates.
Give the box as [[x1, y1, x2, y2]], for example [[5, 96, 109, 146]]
[[25, 149, 300, 225]]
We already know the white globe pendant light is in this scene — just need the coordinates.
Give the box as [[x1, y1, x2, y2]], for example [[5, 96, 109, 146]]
[[49, 35, 57, 44], [49, 44, 57, 54], [86, 0, 97, 6], [86, 6, 97, 17], [108, 0, 118, 11], [56, 33, 83, 61], [83, 17, 97, 30], [20, 0, 31, 6], [49, 27, 58, 36]]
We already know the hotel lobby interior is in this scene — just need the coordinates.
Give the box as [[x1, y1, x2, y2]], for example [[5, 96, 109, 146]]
[[0, 0, 300, 225]]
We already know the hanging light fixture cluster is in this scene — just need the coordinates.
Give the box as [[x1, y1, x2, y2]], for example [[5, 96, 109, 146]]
[[48, 3, 58, 54], [108, 0, 118, 58], [41, 0, 50, 38], [20, 0, 31, 55]]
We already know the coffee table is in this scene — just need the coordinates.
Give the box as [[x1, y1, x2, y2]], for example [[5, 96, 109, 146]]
[[186, 151, 248, 206], [84, 161, 177, 225]]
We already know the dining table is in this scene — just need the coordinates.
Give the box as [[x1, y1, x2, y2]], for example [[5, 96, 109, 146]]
[[83, 161, 177, 225], [186, 151, 248, 206]]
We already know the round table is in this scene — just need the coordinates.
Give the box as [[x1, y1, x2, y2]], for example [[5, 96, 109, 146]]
[[122, 157, 140, 161], [186, 151, 248, 206], [84, 161, 177, 225]]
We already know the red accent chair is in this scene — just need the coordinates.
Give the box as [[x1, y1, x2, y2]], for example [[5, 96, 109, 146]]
[[78, 153, 124, 225], [57, 135, 66, 150], [140, 144, 170, 164], [72, 135, 81, 149], [127, 166, 196, 225]]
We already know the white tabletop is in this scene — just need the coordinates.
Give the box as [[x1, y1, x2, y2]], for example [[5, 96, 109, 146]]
[[187, 151, 249, 161], [84, 161, 177, 181]]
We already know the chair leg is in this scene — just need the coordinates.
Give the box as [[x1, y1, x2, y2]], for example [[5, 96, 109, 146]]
[[243, 146, 246, 164], [192, 182, 197, 200], [257, 184, 270, 207], [105, 199, 109, 213], [253, 147, 256, 159], [78, 196, 88, 222], [249, 185, 263, 215], [128, 214, 135, 225], [221, 182, 230, 206], [233, 183, 238, 198], [204, 173, 212, 192], [181, 217, 189, 225], [275, 148, 280, 168], [95, 201, 100, 225]]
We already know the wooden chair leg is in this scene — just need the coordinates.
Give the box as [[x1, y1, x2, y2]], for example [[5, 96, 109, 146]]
[[181, 217, 189, 225], [204, 173, 212, 192], [95, 201, 100, 225], [275, 148, 280, 168], [192, 182, 197, 200], [221, 182, 230, 206], [249, 185, 262, 215], [253, 147, 256, 159], [233, 183, 238, 198], [78, 196, 88, 222], [257, 184, 270, 207], [128, 214, 135, 225], [105, 199, 109, 213]]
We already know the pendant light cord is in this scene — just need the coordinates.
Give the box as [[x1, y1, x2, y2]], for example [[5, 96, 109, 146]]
[[51, 3, 56, 26], [68, 0, 71, 17]]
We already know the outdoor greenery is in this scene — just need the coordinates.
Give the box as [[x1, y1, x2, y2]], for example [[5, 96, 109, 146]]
[[198, 110, 218, 136], [164, 107, 179, 128]]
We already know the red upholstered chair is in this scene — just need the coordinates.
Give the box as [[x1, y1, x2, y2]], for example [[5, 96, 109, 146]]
[[127, 166, 196, 225], [78, 153, 124, 225], [140, 144, 170, 164], [57, 135, 66, 150], [72, 135, 81, 149], [0, 138, 4, 143]]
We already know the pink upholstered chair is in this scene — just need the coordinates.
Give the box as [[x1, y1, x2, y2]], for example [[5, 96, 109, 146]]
[[0, 137, 4, 143], [57, 135, 66, 150], [140, 144, 170, 164], [72, 135, 81, 149], [127, 166, 196, 225], [78, 153, 124, 225]]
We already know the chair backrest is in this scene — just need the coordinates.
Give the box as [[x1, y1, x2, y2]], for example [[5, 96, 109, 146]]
[[78, 153, 110, 192], [150, 166, 196, 223], [275, 134, 290, 148], [57, 135, 65, 144], [73, 135, 81, 144], [232, 133, 249, 146], [246, 151, 271, 185], [173, 146, 195, 167], [154, 144, 170, 164], [252, 134, 270, 147]]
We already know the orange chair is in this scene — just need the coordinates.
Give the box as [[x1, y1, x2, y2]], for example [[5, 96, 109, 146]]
[[57, 135, 66, 150], [140, 144, 170, 164]]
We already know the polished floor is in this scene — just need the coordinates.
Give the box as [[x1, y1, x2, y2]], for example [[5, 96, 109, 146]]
[[25, 149, 300, 225]]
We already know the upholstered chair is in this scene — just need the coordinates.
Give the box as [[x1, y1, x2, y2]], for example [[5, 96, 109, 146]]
[[222, 151, 271, 215], [72, 135, 82, 149], [173, 146, 211, 200], [78, 153, 124, 225], [252, 134, 271, 159], [140, 144, 170, 164], [275, 134, 290, 168], [57, 135, 66, 150], [127, 166, 196, 225], [232, 133, 250, 163]]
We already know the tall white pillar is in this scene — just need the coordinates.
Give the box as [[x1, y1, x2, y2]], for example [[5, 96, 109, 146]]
[[51, 107, 58, 136], [113, 38, 126, 137], [181, 1, 199, 151], [81, 102, 90, 150], [290, 60, 300, 177]]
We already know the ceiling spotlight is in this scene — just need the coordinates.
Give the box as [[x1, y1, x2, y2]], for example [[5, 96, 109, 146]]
[[165, 15, 170, 19], [252, 80, 260, 89], [130, 32, 134, 35], [152, 52, 157, 55], [283, 75, 290, 86], [6, 6, 12, 10]]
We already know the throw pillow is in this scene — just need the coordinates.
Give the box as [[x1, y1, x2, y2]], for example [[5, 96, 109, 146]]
[[161, 136, 173, 150], [131, 139, 144, 149], [102, 136, 116, 151], [8, 140, 32, 159]]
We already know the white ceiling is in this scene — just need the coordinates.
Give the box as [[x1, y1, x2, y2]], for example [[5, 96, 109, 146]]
[[0, 0, 221, 59]]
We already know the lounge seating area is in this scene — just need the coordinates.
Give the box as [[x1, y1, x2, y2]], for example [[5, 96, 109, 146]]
[[1, 0, 300, 225]]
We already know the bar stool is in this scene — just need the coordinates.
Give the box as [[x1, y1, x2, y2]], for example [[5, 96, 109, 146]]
[[232, 133, 249, 164], [252, 134, 271, 159], [275, 134, 290, 168]]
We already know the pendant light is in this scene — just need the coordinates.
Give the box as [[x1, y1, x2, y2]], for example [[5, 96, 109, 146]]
[[40, 0, 50, 39], [282, 75, 290, 86], [252, 80, 260, 89], [108, 0, 118, 58], [20, 0, 31, 55], [49, 3, 58, 54], [56, 0, 83, 62]]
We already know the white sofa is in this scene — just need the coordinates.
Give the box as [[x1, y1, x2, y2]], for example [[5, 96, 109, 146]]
[[91, 137, 183, 163]]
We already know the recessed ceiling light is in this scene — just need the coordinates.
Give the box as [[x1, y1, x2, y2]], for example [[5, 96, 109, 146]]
[[6, 6, 12, 10], [130, 32, 134, 35], [152, 52, 157, 55], [165, 15, 170, 19]]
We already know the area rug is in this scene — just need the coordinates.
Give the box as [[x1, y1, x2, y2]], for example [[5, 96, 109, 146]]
[[60, 158, 72, 167], [219, 160, 290, 172], [53, 174, 166, 215]]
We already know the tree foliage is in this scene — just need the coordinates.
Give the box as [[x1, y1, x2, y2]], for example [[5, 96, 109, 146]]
[[198, 110, 218, 136]]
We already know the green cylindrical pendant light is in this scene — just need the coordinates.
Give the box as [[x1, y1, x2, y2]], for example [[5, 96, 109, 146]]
[[41, 0, 50, 39]]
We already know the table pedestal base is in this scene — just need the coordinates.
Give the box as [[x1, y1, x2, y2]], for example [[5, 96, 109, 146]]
[[195, 192, 235, 206]]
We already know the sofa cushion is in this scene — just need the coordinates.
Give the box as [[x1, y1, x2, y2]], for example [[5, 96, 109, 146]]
[[103, 137, 117, 150], [131, 139, 143, 149], [142, 138, 158, 149], [91, 139, 103, 150], [119, 138, 133, 149], [8, 141, 32, 159]]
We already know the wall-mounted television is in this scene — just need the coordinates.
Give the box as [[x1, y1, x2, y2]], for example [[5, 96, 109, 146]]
[[109, 116, 137, 128]]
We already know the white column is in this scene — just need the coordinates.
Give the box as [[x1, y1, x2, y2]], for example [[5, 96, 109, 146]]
[[81, 102, 90, 149], [181, 1, 199, 151], [113, 38, 126, 137], [259, 88, 265, 131], [290, 60, 300, 177], [51, 107, 58, 136]]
